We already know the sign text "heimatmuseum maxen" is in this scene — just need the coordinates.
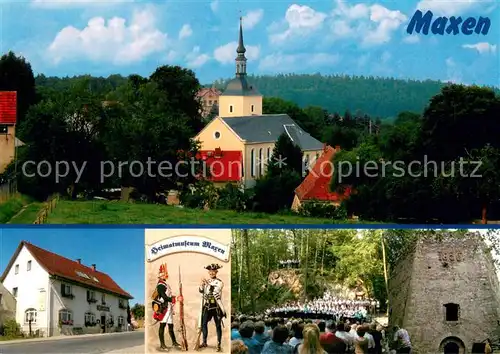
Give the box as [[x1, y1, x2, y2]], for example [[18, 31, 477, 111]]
[[407, 10, 491, 35]]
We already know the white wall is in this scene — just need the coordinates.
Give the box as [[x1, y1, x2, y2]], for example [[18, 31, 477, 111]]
[[2, 245, 50, 336], [50, 279, 128, 335]]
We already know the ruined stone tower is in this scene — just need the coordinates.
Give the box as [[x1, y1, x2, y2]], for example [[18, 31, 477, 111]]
[[389, 233, 500, 354]]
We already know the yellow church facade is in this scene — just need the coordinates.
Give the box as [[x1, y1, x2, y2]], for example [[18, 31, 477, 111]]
[[194, 19, 324, 188]]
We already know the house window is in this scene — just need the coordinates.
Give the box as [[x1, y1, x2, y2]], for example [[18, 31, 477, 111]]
[[251, 104, 254, 113], [444, 303, 460, 321], [214, 100, 218, 104], [214, 131, 221, 139], [250, 149, 255, 177], [118, 316, 125, 326], [209, 100, 212, 105], [229, 105, 233, 113], [61, 284, 73, 298], [24, 308, 37, 324], [101, 293, 106, 305], [12, 287, 18, 297], [59, 309, 73, 325], [15, 264, 19, 274], [87, 290, 96, 302], [27, 260, 32, 271], [85, 312, 96, 326]]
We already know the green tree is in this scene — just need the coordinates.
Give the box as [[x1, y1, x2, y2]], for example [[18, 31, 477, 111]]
[[0, 52, 37, 132]]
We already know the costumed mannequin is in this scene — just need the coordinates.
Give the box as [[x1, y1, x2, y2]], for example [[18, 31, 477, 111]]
[[152, 263, 183, 350], [199, 263, 226, 352]]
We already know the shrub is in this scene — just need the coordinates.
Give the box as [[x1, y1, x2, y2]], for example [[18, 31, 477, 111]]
[[2, 319, 21, 338], [298, 200, 347, 219]]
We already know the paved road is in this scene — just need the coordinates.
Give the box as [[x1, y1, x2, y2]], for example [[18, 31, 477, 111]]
[[0, 331, 144, 354]]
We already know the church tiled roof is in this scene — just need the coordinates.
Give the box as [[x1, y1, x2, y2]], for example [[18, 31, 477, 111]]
[[221, 114, 323, 151]]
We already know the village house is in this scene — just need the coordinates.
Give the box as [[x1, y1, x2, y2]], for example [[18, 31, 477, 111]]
[[292, 145, 351, 211], [0, 281, 16, 329], [0, 241, 133, 337], [0, 91, 21, 175], [197, 86, 221, 118], [195, 18, 324, 188]]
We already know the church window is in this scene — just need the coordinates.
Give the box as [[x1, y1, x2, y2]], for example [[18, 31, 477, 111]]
[[443, 303, 459, 321], [258, 149, 263, 176], [214, 131, 221, 140], [267, 148, 271, 166], [27, 260, 31, 271], [304, 154, 310, 171], [251, 105, 254, 113], [229, 105, 233, 113], [250, 149, 255, 177]]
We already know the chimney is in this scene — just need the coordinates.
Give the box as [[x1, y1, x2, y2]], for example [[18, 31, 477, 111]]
[[76, 259, 81, 264], [91, 264, 96, 271]]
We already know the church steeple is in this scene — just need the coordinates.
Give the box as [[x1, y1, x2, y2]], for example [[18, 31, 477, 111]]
[[235, 17, 247, 77]]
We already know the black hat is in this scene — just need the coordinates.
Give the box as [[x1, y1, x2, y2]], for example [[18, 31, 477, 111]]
[[205, 263, 222, 271]]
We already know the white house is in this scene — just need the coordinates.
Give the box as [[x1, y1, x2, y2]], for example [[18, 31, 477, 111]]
[[0, 241, 133, 337]]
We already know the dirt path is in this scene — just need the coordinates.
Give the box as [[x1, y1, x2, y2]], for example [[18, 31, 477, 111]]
[[6, 204, 30, 224]]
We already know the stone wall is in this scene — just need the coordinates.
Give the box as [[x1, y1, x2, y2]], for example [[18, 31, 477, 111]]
[[390, 235, 500, 354]]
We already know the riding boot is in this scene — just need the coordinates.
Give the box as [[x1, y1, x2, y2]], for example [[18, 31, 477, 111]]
[[159, 323, 167, 350], [168, 324, 180, 347]]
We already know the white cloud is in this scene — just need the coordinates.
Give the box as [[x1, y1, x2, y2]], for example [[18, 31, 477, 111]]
[[462, 42, 497, 54], [403, 35, 420, 44], [269, 5, 327, 44], [416, 0, 493, 16], [47, 7, 167, 65], [259, 52, 340, 72], [178, 24, 193, 40], [242, 9, 264, 30], [210, 0, 218, 13], [185, 46, 210, 68], [32, 0, 133, 8], [213, 41, 260, 64], [330, 1, 407, 46]]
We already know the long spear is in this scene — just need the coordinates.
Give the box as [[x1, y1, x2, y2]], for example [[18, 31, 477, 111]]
[[178, 266, 188, 351]]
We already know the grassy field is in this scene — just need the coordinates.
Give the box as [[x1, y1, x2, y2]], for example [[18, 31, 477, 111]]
[[0, 195, 34, 224], [26, 200, 366, 224]]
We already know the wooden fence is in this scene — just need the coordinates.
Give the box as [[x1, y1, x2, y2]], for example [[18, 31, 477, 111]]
[[33, 194, 60, 224], [0, 179, 17, 203]]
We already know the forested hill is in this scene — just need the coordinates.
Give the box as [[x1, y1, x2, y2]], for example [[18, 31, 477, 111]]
[[214, 74, 446, 119], [35, 73, 494, 119]]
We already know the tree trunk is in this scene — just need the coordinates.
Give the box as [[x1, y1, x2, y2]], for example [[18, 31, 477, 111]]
[[237, 231, 243, 312], [321, 231, 327, 274], [243, 229, 255, 313], [381, 236, 389, 317], [482, 204, 488, 224], [304, 230, 309, 301]]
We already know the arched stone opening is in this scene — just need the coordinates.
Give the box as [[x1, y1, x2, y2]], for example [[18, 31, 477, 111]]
[[439, 336, 466, 354]]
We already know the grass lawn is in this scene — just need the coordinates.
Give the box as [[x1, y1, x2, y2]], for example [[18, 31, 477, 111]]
[[0, 195, 35, 224], [8, 201, 44, 224], [26, 200, 368, 224]]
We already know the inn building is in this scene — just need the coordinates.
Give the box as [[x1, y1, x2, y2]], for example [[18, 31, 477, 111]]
[[0, 241, 133, 337]]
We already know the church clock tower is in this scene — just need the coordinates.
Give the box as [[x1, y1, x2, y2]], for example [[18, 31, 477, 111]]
[[218, 17, 263, 118]]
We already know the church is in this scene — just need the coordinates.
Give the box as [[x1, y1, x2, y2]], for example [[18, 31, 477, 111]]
[[194, 19, 324, 188]]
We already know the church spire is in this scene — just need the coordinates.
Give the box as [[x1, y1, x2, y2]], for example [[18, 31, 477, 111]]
[[235, 17, 247, 77]]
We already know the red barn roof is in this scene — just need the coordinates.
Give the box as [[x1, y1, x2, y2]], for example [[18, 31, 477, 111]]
[[0, 241, 133, 299], [0, 91, 17, 125], [198, 150, 242, 182], [295, 145, 351, 202]]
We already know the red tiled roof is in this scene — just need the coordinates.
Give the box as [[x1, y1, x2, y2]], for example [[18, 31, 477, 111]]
[[197, 87, 221, 98], [0, 91, 17, 125], [198, 150, 242, 182], [0, 241, 133, 299], [295, 145, 351, 202]]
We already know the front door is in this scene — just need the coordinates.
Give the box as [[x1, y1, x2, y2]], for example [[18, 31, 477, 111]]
[[101, 315, 106, 333]]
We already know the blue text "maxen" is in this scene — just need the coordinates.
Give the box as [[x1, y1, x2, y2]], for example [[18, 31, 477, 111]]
[[407, 10, 491, 35]]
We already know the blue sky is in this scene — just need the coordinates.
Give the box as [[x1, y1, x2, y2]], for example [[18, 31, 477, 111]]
[[0, 227, 145, 304], [0, 0, 498, 86]]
